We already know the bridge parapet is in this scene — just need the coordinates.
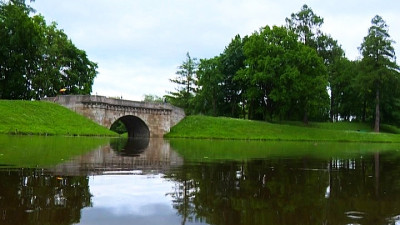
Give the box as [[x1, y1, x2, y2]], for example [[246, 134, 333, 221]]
[[45, 95, 185, 137], [47, 95, 175, 111]]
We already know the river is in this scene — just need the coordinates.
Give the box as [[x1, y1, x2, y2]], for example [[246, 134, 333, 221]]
[[0, 135, 400, 225]]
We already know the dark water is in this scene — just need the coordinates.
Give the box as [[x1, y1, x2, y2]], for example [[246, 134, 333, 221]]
[[1, 136, 400, 225]]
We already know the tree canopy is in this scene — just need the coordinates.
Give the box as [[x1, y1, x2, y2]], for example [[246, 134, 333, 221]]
[[167, 5, 400, 128], [0, 1, 97, 100], [359, 15, 399, 132], [165, 52, 198, 113]]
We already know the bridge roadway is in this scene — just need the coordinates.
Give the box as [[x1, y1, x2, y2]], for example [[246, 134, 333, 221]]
[[45, 95, 185, 138]]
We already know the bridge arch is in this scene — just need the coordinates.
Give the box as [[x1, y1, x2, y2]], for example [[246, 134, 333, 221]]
[[45, 95, 185, 137], [114, 115, 150, 138]]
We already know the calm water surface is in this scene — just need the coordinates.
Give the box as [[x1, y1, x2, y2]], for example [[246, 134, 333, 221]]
[[1, 136, 400, 225]]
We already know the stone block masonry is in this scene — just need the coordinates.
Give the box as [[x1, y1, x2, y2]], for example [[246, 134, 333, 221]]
[[44, 95, 185, 138]]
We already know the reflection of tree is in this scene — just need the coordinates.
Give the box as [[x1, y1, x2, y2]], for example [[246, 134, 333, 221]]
[[0, 169, 91, 225], [166, 153, 400, 225], [169, 179, 198, 225], [324, 152, 400, 225], [166, 159, 327, 225], [375, 152, 380, 197]]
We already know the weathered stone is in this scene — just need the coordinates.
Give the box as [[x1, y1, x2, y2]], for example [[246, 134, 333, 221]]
[[44, 95, 185, 138]]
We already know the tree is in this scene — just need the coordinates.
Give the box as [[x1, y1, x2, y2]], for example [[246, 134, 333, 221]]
[[166, 52, 198, 113], [0, 1, 97, 100], [0, 1, 41, 99], [316, 35, 347, 121], [191, 35, 247, 118], [195, 56, 223, 116], [286, 5, 350, 122], [219, 35, 247, 118], [33, 18, 97, 99], [359, 15, 399, 132], [238, 26, 329, 122], [143, 94, 163, 103], [285, 4, 324, 48], [331, 59, 365, 121]]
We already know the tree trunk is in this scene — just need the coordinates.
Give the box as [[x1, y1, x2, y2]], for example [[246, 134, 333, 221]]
[[374, 89, 380, 132], [212, 97, 216, 116], [242, 100, 246, 119], [303, 110, 309, 125], [362, 99, 367, 122], [330, 92, 334, 122]]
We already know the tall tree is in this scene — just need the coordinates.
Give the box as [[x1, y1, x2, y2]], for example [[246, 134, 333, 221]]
[[331, 59, 365, 121], [166, 52, 198, 112], [0, 1, 40, 99], [191, 35, 247, 118], [359, 15, 399, 132], [285, 4, 324, 48], [195, 56, 223, 116], [316, 35, 346, 121], [219, 35, 247, 118], [0, 1, 98, 100], [238, 26, 329, 122]]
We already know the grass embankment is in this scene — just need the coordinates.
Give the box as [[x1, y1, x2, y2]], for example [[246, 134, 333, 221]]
[[165, 115, 400, 142], [0, 100, 117, 136]]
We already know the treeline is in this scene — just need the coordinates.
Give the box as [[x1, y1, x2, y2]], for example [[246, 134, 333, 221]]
[[0, 0, 97, 100], [166, 5, 399, 131]]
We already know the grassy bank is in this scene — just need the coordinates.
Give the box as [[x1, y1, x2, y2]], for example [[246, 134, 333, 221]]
[[165, 115, 400, 142], [0, 100, 116, 136]]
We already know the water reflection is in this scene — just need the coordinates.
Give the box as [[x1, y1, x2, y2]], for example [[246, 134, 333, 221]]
[[50, 138, 182, 176], [1, 137, 400, 225], [166, 140, 400, 225], [0, 169, 90, 225], [110, 138, 150, 156], [79, 174, 195, 225]]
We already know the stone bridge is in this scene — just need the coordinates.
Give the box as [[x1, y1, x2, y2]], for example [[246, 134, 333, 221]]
[[46, 95, 185, 138]]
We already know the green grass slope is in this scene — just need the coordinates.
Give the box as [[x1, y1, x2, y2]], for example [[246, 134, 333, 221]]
[[0, 100, 117, 136], [165, 115, 400, 142]]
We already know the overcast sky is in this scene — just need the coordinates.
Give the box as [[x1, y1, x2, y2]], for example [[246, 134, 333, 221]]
[[31, 0, 400, 101]]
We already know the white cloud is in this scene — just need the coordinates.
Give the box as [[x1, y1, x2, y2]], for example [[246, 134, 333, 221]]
[[88, 174, 174, 215], [92, 59, 176, 100]]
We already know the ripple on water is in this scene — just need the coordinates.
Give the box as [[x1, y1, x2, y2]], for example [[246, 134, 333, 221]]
[[345, 211, 365, 220]]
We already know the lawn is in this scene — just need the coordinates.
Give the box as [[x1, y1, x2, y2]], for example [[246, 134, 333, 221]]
[[0, 100, 117, 136], [165, 115, 400, 142]]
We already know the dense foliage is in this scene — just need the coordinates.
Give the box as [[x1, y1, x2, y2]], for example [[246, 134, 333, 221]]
[[359, 15, 399, 132], [0, 0, 97, 100], [166, 5, 400, 129]]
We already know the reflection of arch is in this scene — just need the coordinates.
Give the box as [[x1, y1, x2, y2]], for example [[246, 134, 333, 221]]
[[117, 115, 150, 138], [110, 138, 150, 156]]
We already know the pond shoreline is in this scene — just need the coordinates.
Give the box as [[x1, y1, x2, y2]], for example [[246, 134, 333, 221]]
[[1, 100, 400, 143]]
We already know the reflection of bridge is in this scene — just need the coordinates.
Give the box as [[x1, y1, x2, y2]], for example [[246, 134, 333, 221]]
[[50, 139, 183, 176], [46, 95, 185, 138]]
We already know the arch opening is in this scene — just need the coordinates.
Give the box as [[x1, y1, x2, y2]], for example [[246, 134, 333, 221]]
[[111, 115, 150, 138]]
